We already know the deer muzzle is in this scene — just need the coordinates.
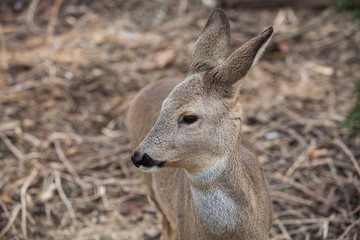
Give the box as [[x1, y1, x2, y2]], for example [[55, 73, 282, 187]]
[[131, 151, 165, 169]]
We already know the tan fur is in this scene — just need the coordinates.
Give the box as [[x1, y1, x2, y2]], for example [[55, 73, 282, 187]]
[[127, 9, 273, 240]]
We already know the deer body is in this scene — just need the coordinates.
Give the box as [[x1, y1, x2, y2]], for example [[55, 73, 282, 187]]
[[127, 9, 273, 240]]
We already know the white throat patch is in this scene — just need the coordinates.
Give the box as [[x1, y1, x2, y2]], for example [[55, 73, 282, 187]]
[[190, 186, 238, 235]]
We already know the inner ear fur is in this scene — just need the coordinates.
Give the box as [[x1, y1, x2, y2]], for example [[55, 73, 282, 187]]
[[190, 9, 231, 73], [204, 26, 273, 96]]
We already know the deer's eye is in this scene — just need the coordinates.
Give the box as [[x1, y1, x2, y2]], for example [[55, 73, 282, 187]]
[[181, 115, 198, 124]]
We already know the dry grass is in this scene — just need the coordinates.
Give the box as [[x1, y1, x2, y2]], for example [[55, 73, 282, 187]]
[[0, 1, 359, 239]]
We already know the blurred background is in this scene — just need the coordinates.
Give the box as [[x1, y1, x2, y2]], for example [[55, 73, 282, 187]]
[[0, 0, 359, 239]]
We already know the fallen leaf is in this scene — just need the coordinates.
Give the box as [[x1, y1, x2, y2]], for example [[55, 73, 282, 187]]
[[38, 183, 56, 203], [1, 192, 13, 203], [154, 50, 176, 68], [307, 148, 328, 160], [313, 65, 334, 76]]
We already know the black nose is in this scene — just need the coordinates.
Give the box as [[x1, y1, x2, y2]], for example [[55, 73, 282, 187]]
[[131, 151, 163, 169], [131, 150, 143, 167]]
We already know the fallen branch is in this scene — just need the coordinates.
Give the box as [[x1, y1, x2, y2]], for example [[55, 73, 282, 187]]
[[333, 138, 360, 177], [54, 140, 88, 192], [54, 171, 77, 223], [0, 23, 8, 71], [337, 218, 360, 240], [20, 169, 38, 240], [271, 190, 313, 206], [0, 133, 26, 166], [46, 0, 63, 43], [0, 204, 21, 239]]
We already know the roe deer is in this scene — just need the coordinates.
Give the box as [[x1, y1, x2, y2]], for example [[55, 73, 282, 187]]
[[127, 9, 273, 240]]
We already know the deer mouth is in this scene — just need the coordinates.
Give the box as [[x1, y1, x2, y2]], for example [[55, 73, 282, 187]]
[[131, 152, 165, 171]]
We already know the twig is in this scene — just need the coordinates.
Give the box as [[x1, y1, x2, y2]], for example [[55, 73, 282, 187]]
[[0, 74, 59, 98], [71, 145, 129, 162], [54, 140, 87, 192], [20, 169, 38, 240], [54, 171, 77, 223], [285, 154, 307, 177], [119, 157, 131, 178], [271, 190, 313, 206], [178, 0, 188, 16], [0, 24, 8, 71], [0, 121, 18, 132], [0, 133, 26, 166], [23, 133, 42, 147], [24, 0, 41, 31], [282, 127, 307, 149], [274, 8, 334, 43], [270, 174, 329, 203], [98, 185, 110, 210], [322, 171, 360, 190], [280, 106, 335, 128], [250, 121, 283, 141], [286, 224, 319, 237], [273, 214, 291, 240], [46, 0, 63, 43], [42, 132, 83, 150], [312, 25, 357, 51], [318, 214, 335, 240], [0, 172, 8, 193], [337, 218, 360, 240], [0, 204, 21, 239], [299, 158, 354, 171], [83, 176, 144, 186], [0, 197, 10, 219], [280, 217, 352, 225], [352, 205, 360, 215], [333, 138, 360, 177], [327, 158, 353, 219]]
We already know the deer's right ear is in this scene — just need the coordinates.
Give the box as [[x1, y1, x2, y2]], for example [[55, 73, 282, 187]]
[[190, 9, 231, 73]]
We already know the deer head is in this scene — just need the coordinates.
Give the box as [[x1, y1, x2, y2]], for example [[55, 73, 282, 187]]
[[131, 9, 273, 173]]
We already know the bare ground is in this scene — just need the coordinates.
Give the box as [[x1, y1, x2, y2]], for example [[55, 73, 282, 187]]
[[0, 1, 359, 239]]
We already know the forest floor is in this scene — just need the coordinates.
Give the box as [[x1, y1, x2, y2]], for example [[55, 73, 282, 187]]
[[0, 1, 359, 239]]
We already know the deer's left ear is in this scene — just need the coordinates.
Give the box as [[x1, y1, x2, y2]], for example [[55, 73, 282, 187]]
[[204, 27, 273, 96]]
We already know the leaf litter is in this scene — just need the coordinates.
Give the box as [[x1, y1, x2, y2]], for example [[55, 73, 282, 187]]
[[0, 1, 359, 239]]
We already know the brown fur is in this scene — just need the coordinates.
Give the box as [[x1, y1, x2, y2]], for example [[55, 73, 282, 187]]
[[127, 9, 273, 240]]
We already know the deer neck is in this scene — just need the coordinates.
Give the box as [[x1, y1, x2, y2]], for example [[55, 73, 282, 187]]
[[185, 134, 245, 188], [185, 156, 228, 186], [184, 147, 247, 236]]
